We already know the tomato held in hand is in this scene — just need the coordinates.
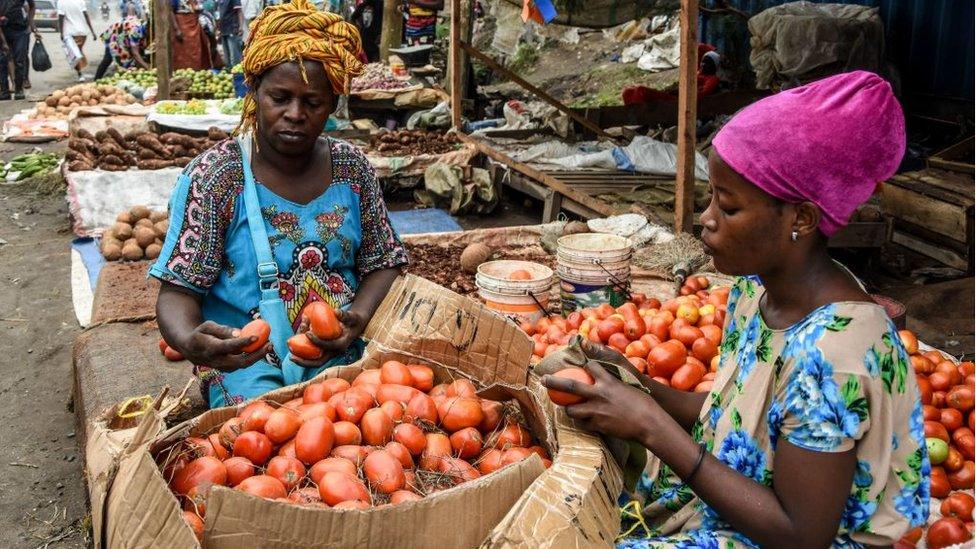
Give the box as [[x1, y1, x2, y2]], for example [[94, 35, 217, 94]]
[[288, 333, 323, 360], [546, 367, 595, 406], [306, 301, 342, 340], [239, 319, 271, 353]]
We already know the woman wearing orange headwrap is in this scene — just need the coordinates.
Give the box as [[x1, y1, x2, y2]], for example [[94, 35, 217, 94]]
[[151, 0, 408, 408]]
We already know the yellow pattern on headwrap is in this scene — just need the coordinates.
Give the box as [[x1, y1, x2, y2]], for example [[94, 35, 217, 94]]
[[237, 0, 364, 135]]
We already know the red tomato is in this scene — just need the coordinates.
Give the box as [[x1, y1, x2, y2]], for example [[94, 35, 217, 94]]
[[384, 441, 414, 469], [926, 517, 972, 549], [407, 364, 434, 392], [926, 420, 951, 443], [645, 315, 671, 342], [263, 407, 302, 444], [233, 431, 273, 466], [948, 460, 975, 490], [627, 357, 648, 374], [437, 396, 484, 432], [606, 333, 630, 354], [306, 301, 342, 340], [670, 362, 706, 392], [911, 355, 936, 375], [405, 393, 439, 424], [393, 423, 427, 455], [624, 340, 651, 359], [294, 416, 335, 465], [223, 456, 255, 486], [446, 379, 478, 398], [163, 345, 184, 361], [501, 447, 534, 467], [930, 372, 954, 392], [477, 448, 504, 474], [321, 378, 351, 395], [479, 399, 504, 432], [331, 389, 372, 424], [596, 317, 625, 342], [647, 340, 687, 377], [298, 401, 337, 423], [363, 449, 405, 494], [288, 487, 324, 506], [450, 427, 483, 459], [898, 330, 919, 355], [287, 333, 323, 360], [439, 456, 481, 484], [361, 408, 394, 446], [332, 421, 362, 446], [218, 417, 243, 448], [310, 457, 357, 484], [940, 493, 975, 521], [419, 433, 452, 471], [318, 472, 371, 506], [546, 367, 594, 406], [390, 490, 423, 505], [694, 380, 713, 393], [380, 360, 414, 386], [492, 422, 531, 450], [239, 319, 271, 353], [691, 337, 718, 363], [933, 390, 948, 408], [936, 361, 964, 386], [171, 456, 227, 496], [182, 509, 204, 541], [923, 405, 941, 422], [240, 401, 275, 433], [330, 445, 370, 467], [265, 456, 306, 491], [942, 408, 965, 432], [948, 385, 975, 411], [235, 474, 286, 499], [931, 466, 951, 498], [302, 383, 332, 405]]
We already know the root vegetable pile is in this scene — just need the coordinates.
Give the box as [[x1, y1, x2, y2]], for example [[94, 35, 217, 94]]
[[67, 126, 230, 172], [100, 205, 169, 261], [158, 365, 550, 540], [895, 329, 974, 549], [31, 84, 137, 119], [523, 276, 730, 393], [351, 63, 413, 92], [368, 130, 461, 156], [404, 243, 556, 295]]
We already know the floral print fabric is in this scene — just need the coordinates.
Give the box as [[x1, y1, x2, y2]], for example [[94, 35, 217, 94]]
[[100, 16, 145, 69], [150, 138, 408, 406], [618, 276, 929, 548]]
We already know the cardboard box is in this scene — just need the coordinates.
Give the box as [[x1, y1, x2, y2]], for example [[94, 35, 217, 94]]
[[93, 275, 622, 548]]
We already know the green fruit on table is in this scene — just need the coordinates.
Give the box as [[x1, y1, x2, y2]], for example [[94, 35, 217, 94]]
[[927, 437, 949, 465]]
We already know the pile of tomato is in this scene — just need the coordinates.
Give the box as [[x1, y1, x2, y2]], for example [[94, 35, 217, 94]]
[[896, 330, 974, 549], [522, 276, 729, 393], [157, 362, 549, 541]]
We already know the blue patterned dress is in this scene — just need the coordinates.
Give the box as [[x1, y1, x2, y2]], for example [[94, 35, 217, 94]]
[[617, 276, 930, 548], [150, 138, 408, 407]]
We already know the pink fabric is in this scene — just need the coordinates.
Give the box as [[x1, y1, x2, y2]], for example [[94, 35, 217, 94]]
[[712, 71, 905, 236]]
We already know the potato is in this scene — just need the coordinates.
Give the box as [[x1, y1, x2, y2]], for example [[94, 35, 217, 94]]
[[116, 211, 133, 224], [153, 220, 169, 238], [149, 210, 168, 222], [129, 205, 151, 220], [134, 226, 156, 248], [144, 243, 162, 260], [135, 218, 154, 229], [114, 222, 133, 240], [460, 243, 492, 274], [102, 242, 123, 261], [58, 96, 70, 107], [100, 235, 122, 251], [121, 241, 144, 261]]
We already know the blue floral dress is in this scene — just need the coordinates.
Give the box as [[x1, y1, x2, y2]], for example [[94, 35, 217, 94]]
[[150, 138, 408, 407], [618, 276, 930, 548]]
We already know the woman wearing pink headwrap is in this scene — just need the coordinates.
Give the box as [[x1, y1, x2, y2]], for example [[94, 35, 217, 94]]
[[544, 71, 930, 548]]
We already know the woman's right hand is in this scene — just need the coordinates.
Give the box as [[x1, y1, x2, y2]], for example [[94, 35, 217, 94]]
[[175, 320, 271, 372]]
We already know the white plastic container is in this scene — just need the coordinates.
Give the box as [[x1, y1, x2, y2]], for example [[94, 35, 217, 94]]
[[476, 260, 554, 325], [556, 233, 633, 313]]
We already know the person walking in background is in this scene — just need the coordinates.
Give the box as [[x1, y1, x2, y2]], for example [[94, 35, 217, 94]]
[[93, 14, 147, 79], [171, 0, 214, 69], [240, 0, 259, 39], [216, 0, 241, 66], [0, 0, 37, 99], [58, 0, 97, 80], [403, 0, 440, 46], [350, 0, 380, 62]]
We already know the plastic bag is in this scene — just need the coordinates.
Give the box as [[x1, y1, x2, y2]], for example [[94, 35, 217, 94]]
[[31, 37, 52, 72], [61, 35, 83, 69]]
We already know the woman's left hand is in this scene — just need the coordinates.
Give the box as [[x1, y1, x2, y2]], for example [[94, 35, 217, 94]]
[[541, 360, 673, 447], [291, 309, 367, 368]]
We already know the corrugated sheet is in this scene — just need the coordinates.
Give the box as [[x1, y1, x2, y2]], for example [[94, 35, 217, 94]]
[[700, 0, 974, 100]]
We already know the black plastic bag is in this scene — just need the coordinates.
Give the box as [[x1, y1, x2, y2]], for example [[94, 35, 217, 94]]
[[31, 37, 52, 72]]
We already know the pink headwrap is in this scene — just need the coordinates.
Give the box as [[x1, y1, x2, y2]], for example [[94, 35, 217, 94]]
[[712, 71, 906, 236]]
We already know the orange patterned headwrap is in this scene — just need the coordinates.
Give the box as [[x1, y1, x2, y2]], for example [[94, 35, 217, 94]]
[[236, 0, 364, 135]]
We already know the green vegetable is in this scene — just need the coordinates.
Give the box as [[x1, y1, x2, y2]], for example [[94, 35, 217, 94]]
[[927, 437, 949, 465]]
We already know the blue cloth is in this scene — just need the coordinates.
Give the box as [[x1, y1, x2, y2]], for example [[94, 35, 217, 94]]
[[72, 237, 106, 290], [388, 208, 461, 234]]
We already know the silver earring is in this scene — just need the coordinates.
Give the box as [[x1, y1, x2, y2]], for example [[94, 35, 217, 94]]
[[791, 231, 798, 242]]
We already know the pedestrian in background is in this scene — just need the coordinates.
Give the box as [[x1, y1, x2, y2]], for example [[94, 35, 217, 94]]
[[58, 0, 97, 80], [0, 0, 37, 99], [216, 0, 241, 66], [240, 0, 259, 39]]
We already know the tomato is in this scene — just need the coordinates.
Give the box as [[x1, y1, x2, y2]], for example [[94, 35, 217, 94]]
[[970, 411, 975, 432], [306, 301, 342, 340], [266, 456, 306, 491], [438, 396, 484, 432], [603, 333, 627, 354], [477, 448, 504, 474], [675, 303, 699, 325], [931, 466, 951, 498], [376, 383, 420, 406], [596, 317, 625, 342], [420, 433, 452, 470], [362, 449, 405, 494], [390, 490, 423, 504], [546, 367, 595, 406], [944, 447, 965, 472], [941, 493, 975, 521], [930, 371, 954, 393], [956, 434, 976, 461], [294, 416, 335, 465], [670, 362, 706, 392], [333, 500, 371, 510], [900, 527, 923, 545], [928, 437, 949, 465], [330, 445, 370, 467], [628, 357, 648, 374], [924, 405, 941, 422], [331, 421, 361, 446], [948, 385, 975, 411], [501, 447, 535, 467], [948, 461, 975, 490], [298, 401, 337, 423], [287, 333, 323, 360], [450, 427, 483, 459], [310, 457, 357, 484], [318, 471, 371, 506], [439, 457, 481, 484], [700, 325, 722, 346], [407, 364, 434, 392], [936, 361, 963, 386], [647, 340, 687, 377], [926, 517, 972, 549], [933, 391, 948, 408], [898, 330, 919, 355], [235, 318, 269, 353], [218, 417, 243, 448], [321, 378, 351, 395], [941, 408, 965, 432], [361, 408, 394, 446], [508, 269, 533, 281], [288, 487, 324, 506], [446, 379, 478, 398], [624, 340, 651, 359], [163, 345, 184, 361], [617, 302, 646, 339], [233, 431, 273, 466], [405, 393, 439, 424], [926, 421, 951, 443], [172, 456, 227, 496], [393, 423, 427, 455], [691, 338, 718, 364], [479, 399, 504, 432], [645, 315, 671, 342], [263, 407, 302, 444], [353, 369, 382, 386], [953, 427, 974, 446], [910, 355, 935, 375], [595, 303, 616, 319], [694, 380, 713, 393], [492, 422, 531, 449], [672, 325, 703, 348], [380, 360, 413, 386], [182, 509, 204, 542], [960, 361, 976, 377], [384, 441, 414, 469], [332, 389, 372, 424]]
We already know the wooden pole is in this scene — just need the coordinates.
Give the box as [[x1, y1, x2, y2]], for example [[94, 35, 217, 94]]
[[449, 0, 462, 129], [457, 0, 472, 114], [153, 0, 171, 100], [674, 0, 699, 233], [380, 0, 403, 62]]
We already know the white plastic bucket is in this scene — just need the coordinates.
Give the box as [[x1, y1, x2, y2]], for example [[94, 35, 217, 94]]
[[556, 233, 632, 313], [476, 260, 554, 324]]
